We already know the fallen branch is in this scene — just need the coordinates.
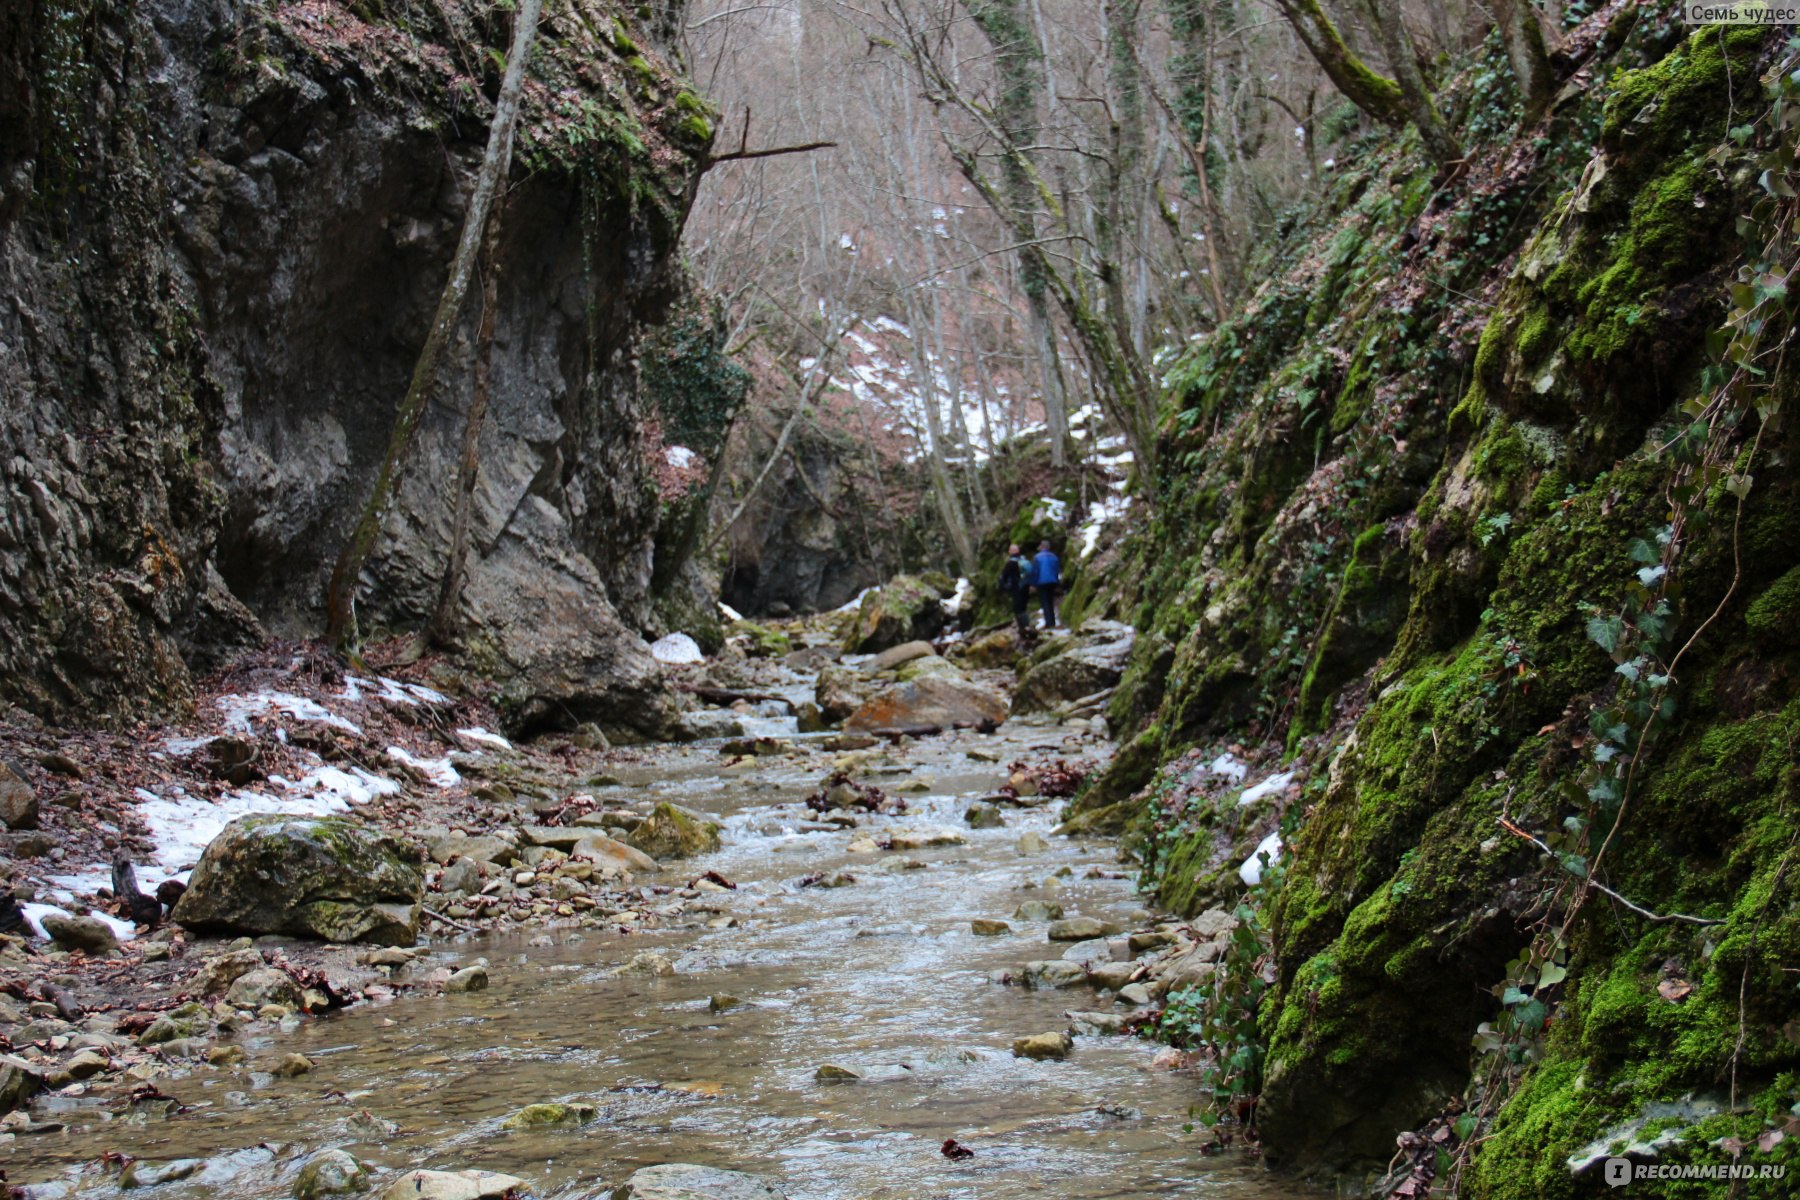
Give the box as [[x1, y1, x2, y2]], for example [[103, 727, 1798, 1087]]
[[1497, 818, 1724, 926]]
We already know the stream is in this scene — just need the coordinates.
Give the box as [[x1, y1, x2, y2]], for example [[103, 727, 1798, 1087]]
[[9, 710, 1319, 1200]]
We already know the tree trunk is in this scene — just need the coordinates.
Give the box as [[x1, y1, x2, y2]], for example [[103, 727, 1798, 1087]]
[[426, 206, 504, 648], [323, 0, 544, 647], [1355, 0, 1461, 170], [1270, 0, 1408, 128], [966, 0, 1068, 466], [1493, 0, 1557, 125]]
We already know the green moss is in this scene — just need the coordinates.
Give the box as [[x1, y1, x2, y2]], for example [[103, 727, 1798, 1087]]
[[1745, 565, 1800, 644]]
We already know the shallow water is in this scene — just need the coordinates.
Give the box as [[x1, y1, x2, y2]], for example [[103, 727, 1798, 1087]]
[[9, 722, 1318, 1199]]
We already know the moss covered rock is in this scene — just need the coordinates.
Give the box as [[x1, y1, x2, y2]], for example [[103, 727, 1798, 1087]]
[[625, 802, 721, 859], [172, 816, 423, 946], [842, 574, 950, 653]]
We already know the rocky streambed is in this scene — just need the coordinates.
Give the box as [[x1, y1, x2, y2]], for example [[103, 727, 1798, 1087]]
[[2, 633, 1320, 1200]]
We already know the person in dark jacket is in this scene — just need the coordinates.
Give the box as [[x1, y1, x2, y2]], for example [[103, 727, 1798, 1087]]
[[1034, 540, 1062, 629], [998, 543, 1033, 635]]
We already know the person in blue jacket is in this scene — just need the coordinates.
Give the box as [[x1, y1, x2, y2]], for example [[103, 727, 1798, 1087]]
[[1033, 539, 1062, 629]]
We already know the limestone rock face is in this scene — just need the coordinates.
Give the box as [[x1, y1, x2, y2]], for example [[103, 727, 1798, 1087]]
[[0, 1, 709, 739], [172, 816, 423, 945]]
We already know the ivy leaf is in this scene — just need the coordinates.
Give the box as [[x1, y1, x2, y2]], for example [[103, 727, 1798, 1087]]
[[1586, 615, 1623, 655], [1537, 961, 1569, 989], [1502, 986, 1530, 1007], [1637, 564, 1667, 586]]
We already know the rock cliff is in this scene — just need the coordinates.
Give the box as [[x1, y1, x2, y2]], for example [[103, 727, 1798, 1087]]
[[0, 0, 714, 738]]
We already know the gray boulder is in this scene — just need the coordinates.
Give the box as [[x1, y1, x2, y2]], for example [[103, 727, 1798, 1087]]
[[42, 912, 121, 954], [1012, 622, 1136, 714], [610, 1164, 788, 1200], [0, 761, 36, 830], [843, 676, 1008, 732], [866, 640, 936, 672], [173, 816, 423, 946]]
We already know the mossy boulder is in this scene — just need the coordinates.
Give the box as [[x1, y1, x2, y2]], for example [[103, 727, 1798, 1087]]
[[293, 1150, 368, 1200], [951, 628, 1022, 669], [172, 816, 423, 946], [1012, 621, 1135, 714], [894, 654, 964, 683], [500, 1101, 598, 1130], [732, 620, 793, 658], [842, 574, 950, 653], [625, 802, 721, 859]]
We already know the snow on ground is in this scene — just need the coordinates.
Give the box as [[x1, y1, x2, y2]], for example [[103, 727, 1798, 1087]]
[[1036, 496, 1069, 524], [834, 586, 879, 615], [20, 902, 138, 942], [1240, 829, 1284, 886], [1078, 493, 1132, 559], [1206, 752, 1248, 782], [457, 727, 513, 752], [385, 747, 461, 789], [651, 632, 705, 665], [664, 445, 699, 468], [219, 691, 362, 737], [942, 577, 973, 616], [339, 675, 447, 706], [1239, 771, 1297, 807]]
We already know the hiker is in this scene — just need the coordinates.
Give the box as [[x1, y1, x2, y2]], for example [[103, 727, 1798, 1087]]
[[1034, 539, 1063, 629], [998, 542, 1034, 636]]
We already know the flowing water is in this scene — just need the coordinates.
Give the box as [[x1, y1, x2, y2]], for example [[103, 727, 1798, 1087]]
[[9, 719, 1319, 1200]]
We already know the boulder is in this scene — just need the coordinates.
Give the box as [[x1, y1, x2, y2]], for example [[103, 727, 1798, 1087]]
[[0, 1053, 43, 1115], [1012, 1031, 1073, 1060], [445, 966, 488, 993], [573, 833, 662, 875], [610, 1164, 788, 1200], [893, 656, 965, 683], [842, 575, 950, 653], [379, 1170, 527, 1200], [427, 834, 517, 868], [843, 676, 1008, 733], [963, 803, 1004, 829], [626, 803, 721, 860], [1012, 900, 1064, 922], [1011, 622, 1136, 714], [1018, 960, 1087, 989], [501, 1101, 598, 1129], [172, 816, 424, 946], [0, 761, 36, 830], [1048, 917, 1118, 942], [294, 1149, 369, 1200], [41, 912, 122, 954], [867, 641, 936, 672], [122, 1159, 207, 1188], [970, 919, 1011, 936], [951, 629, 1021, 670], [226, 967, 301, 1009], [191, 947, 266, 995], [814, 666, 875, 725]]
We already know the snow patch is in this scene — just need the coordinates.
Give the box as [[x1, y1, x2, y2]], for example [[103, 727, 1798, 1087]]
[[1239, 771, 1297, 807], [384, 747, 460, 789], [1077, 494, 1132, 560], [834, 586, 878, 615], [664, 445, 699, 469], [456, 726, 513, 752], [651, 633, 705, 665], [1206, 752, 1248, 782], [942, 576, 973, 616], [1240, 829, 1283, 886], [1036, 496, 1069, 524], [19, 902, 139, 942], [218, 691, 363, 736]]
